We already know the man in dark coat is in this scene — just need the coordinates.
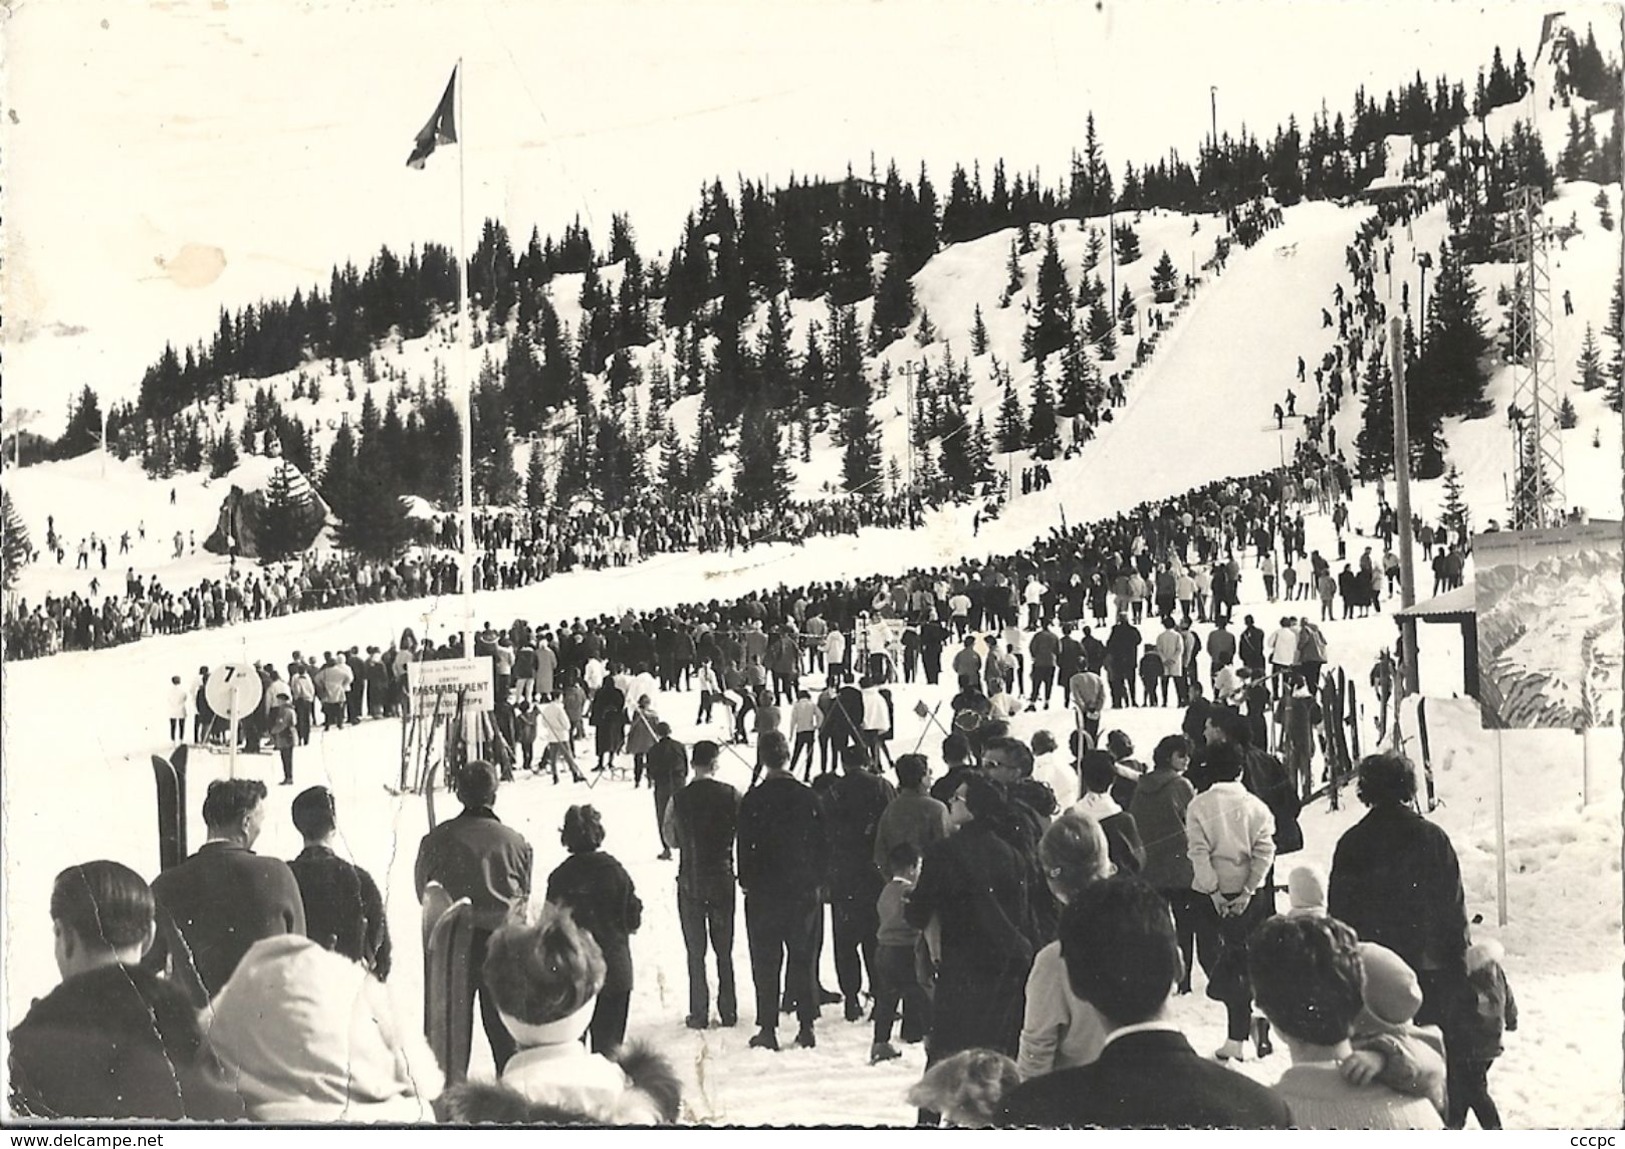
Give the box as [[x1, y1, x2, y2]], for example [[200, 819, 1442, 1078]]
[[1057, 625, 1085, 685], [287, 785, 391, 979], [906, 775, 1032, 1122], [1328, 752, 1469, 1033], [143, 778, 306, 1005], [919, 616, 948, 685], [996, 879, 1292, 1129], [1106, 615, 1141, 707], [9, 861, 244, 1121], [1027, 622, 1061, 706], [414, 761, 534, 1074], [645, 722, 690, 861], [1238, 614, 1267, 674], [345, 646, 367, 723], [736, 730, 828, 1051], [665, 740, 741, 1029], [824, 743, 897, 1021]]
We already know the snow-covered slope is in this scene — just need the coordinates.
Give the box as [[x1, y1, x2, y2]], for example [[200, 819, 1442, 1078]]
[[3, 489, 1620, 1126]]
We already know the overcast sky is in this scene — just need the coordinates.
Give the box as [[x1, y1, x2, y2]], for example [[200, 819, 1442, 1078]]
[[2, 0, 1608, 428]]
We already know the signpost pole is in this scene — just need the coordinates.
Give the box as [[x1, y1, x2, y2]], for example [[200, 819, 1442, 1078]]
[[1494, 729, 1508, 926], [1580, 725, 1591, 810], [228, 694, 239, 781]]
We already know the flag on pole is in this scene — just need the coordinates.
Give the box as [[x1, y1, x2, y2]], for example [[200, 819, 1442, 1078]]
[[406, 67, 458, 169]]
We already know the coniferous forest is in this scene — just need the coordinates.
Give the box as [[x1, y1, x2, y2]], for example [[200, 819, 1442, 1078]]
[[29, 29, 1623, 545]]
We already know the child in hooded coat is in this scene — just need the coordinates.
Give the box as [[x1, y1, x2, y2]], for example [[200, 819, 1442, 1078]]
[[1447, 938, 1518, 1129], [438, 903, 678, 1125]]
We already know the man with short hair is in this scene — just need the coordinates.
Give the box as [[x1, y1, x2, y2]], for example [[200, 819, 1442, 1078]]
[[1268, 617, 1300, 698], [287, 785, 391, 979], [1328, 753, 1468, 1036], [950, 635, 981, 686], [825, 743, 897, 1022], [1025, 620, 1059, 709], [10, 861, 244, 1120], [646, 721, 689, 861], [665, 740, 741, 1030], [873, 754, 951, 873], [736, 730, 827, 1051], [314, 652, 353, 731], [144, 779, 306, 1004], [996, 879, 1293, 1128], [1068, 663, 1108, 743], [1238, 614, 1267, 676], [414, 761, 533, 1074]]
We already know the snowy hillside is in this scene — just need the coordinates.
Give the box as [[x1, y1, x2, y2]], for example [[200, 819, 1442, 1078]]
[[4, 158, 1622, 1131]]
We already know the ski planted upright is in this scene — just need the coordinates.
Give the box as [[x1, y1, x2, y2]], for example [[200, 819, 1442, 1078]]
[[150, 744, 189, 871]]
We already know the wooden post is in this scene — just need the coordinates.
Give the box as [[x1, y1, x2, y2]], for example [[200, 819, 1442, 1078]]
[[1389, 317, 1420, 699]]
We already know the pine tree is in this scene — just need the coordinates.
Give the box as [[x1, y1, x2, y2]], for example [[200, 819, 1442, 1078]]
[[1597, 188, 1614, 231], [1151, 250, 1179, 302], [255, 460, 317, 563], [1440, 463, 1470, 541], [1354, 354, 1394, 480], [690, 408, 721, 492], [1558, 395, 1578, 428], [1000, 239, 1024, 308], [1500, 270, 1531, 362], [970, 304, 990, 356], [55, 385, 104, 459], [1027, 362, 1059, 458], [870, 250, 917, 348], [915, 308, 938, 348], [736, 401, 792, 509], [1509, 427, 1556, 528], [658, 423, 688, 495], [1113, 221, 1142, 265], [831, 211, 873, 306], [209, 425, 241, 479], [937, 402, 976, 497], [1057, 337, 1100, 418], [840, 403, 881, 493], [1081, 226, 1103, 274], [320, 421, 358, 523], [1117, 284, 1136, 334], [970, 411, 994, 486], [1086, 299, 1118, 358], [2, 490, 32, 589], [1576, 324, 1605, 390], [1024, 226, 1074, 361], [914, 438, 941, 501], [525, 439, 549, 507], [996, 375, 1025, 453], [337, 471, 414, 561], [1412, 239, 1491, 429]]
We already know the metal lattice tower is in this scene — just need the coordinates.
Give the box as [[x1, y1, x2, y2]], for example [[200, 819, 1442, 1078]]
[[1506, 185, 1566, 529]]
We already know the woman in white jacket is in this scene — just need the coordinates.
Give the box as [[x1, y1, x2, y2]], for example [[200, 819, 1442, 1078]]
[[206, 934, 440, 1123], [1185, 740, 1277, 1062]]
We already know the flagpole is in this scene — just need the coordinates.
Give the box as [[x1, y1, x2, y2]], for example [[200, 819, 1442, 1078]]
[[454, 59, 484, 764], [455, 57, 475, 663]]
